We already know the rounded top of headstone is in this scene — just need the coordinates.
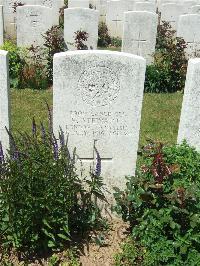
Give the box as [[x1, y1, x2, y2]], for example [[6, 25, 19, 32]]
[[54, 50, 146, 63]]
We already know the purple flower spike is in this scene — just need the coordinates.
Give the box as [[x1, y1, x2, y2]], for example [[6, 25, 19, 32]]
[[52, 134, 59, 160], [59, 127, 65, 148], [94, 148, 101, 177], [0, 141, 5, 164]]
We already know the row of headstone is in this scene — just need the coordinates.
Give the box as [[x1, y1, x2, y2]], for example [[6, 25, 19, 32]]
[[0, 0, 198, 40], [1, 47, 200, 196], [1, 4, 156, 65], [1, 0, 64, 38], [1, 2, 200, 64]]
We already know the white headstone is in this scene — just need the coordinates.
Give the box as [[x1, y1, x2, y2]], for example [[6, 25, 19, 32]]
[[122, 11, 158, 64], [64, 7, 99, 50], [92, 0, 107, 22], [106, 0, 127, 38], [177, 14, 200, 58], [135, 2, 156, 12], [17, 5, 55, 47], [0, 6, 3, 45], [3, 0, 21, 38], [0, 50, 10, 152], [178, 58, 200, 150], [191, 5, 200, 14], [160, 3, 185, 31], [68, 0, 89, 8], [35, 0, 64, 24], [182, 0, 198, 14], [53, 50, 146, 193], [3, 0, 61, 38]]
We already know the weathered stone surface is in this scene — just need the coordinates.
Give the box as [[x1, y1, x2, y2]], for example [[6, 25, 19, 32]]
[[122, 11, 158, 64], [178, 58, 200, 151], [3, 0, 62, 38], [177, 14, 200, 58], [91, 0, 107, 22], [191, 4, 200, 14], [0, 50, 10, 152], [135, 2, 156, 12], [53, 50, 146, 193], [68, 0, 89, 8], [0, 6, 3, 45], [160, 3, 185, 31], [17, 5, 55, 47], [64, 7, 99, 50], [106, 0, 127, 38]]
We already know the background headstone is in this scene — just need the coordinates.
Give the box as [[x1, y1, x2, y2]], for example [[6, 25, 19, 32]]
[[177, 14, 200, 58], [177, 58, 200, 150], [3, 0, 62, 38], [0, 5, 3, 45], [106, 0, 127, 38], [64, 7, 99, 50], [134, 2, 156, 12], [68, 0, 89, 8], [0, 50, 10, 152], [191, 5, 200, 14], [122, 11, 158, 64], [160, 3, 185, 32], [17, 5, 55, 47], [53, 50, 146, 194]]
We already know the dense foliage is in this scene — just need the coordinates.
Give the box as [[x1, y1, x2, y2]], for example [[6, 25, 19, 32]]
[[0, 109, 106, 254], [1, 25, 66, 89], [98, 22, 111, 47], [114, 141, 200, 265], [145, 21, 188, 93], [43, 25, 66, 83], [0, 40, 25, 89], [74, 30, 89, 50]]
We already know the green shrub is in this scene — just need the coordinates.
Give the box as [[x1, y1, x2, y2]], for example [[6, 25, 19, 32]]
[[145, 21, 188, 93], [98, 22, 111, 47], [0, 111, 106, 254], [114, 141, 200, 265], [0, 40, 25, 88], [22, 45, 48, 90], [110, 37, 122, 48]]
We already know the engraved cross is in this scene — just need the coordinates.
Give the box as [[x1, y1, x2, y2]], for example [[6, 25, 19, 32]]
[[131, 32, 146, 56], [30, 13, 39, 27], [79, 140, 113, 167]]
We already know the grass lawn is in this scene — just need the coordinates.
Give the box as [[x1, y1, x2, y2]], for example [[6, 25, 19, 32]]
[[11, 89, 183, 147]]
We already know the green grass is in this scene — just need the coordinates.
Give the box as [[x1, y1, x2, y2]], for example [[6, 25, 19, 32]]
[[140, 92, 183, 146], [11, 89, 52, 134], [11, 90, 183, 146]]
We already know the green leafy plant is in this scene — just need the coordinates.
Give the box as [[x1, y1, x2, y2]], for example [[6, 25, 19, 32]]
[[114, 141, 200, 265], [0, 40, 25, 88], [0, 107, 106, 256], [43, 25, 66, 84], [98, 22, 111, 48], [110, 37, 122, 48], [22, 45, 48, 89], [145, 21, 188, 93]]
